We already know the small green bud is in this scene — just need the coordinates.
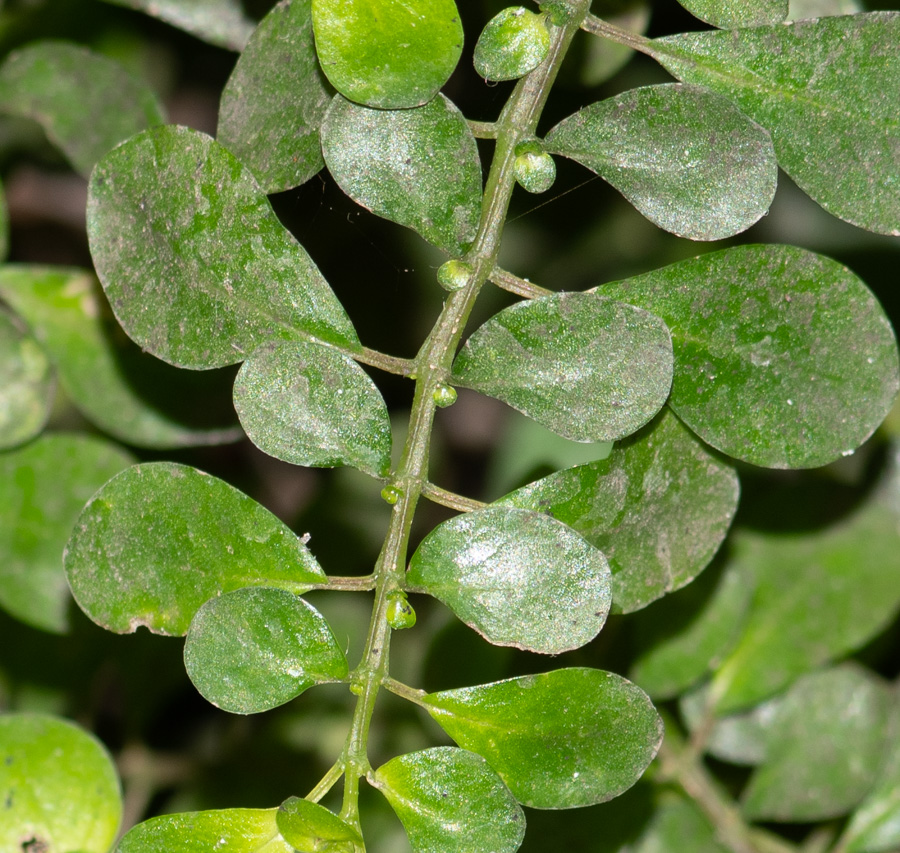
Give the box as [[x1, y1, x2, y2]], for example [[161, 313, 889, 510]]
[[386, 591, 417, 630], [380, 484, 403, 505], [437, 259, 473, 292], [474, 7, 551, 82], [514, 145, 556, 194], [432, 384, 458, 408]]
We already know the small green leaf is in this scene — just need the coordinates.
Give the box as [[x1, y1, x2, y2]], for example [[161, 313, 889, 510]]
[[632, 792, 729, 853], [277, 797, 363, 851], [0, 434, 134, 633], [650, 13, 900, 235], [408, 505, 611, 654], [218, 0, 333, 193], [473, 7, 550, 82], [601, 244, 900, 469], [184, 587, 348, 714], [498, 410, 738, 613], [544, 84, 777, 241], [0, 40, 164, 177], [452, 292, 673, 442], [372, 747, 525, 853], [676, 0, 787, 27], [423, 668, 663, 808], [0, 713, 122, 853], [321, 94, 482, 256], [513, 141, 556, 194], [87, 125, 359, 370], [311, 0, 464, 108], [234, 340, 392, 477], [64, 462, 326, 636]]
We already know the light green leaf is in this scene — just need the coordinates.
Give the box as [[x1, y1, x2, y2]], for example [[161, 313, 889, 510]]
[[600, 244, 899, 469], [676, 0, 787, 28], [498, 410, 738, 613], [87, 125, 359, 370], [321, 94, 481, 256], [64, 462, 326, 637], [218, 0, 332, 193], [789, 0, 860, 19], [452, 292, 673, 442], [423, 668, 663, 808], [632, 792, 729, 853], [0, 434, 133, 633], [408, 505, 611, 654], [0, 265, 242, 448], [277, 797, 363, 851], [372, 747, 525, 853], [0, 40, 164, 177], [234, 340, 392, 477], [650, 13, 900, 235], [473, 7, 550, 82], [0, 713, 121, 853], [310, 0, 463, 108], [544, 84, 777, 241], [0, 305, 53, 450], [184, 587, 348, 714]]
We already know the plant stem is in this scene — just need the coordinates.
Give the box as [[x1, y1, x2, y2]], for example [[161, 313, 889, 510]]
[[581, 12, 654, 55], [420, 481, 486, 513], [490, 266, 553, 299]]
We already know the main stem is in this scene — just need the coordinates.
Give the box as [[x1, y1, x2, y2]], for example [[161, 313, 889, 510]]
[[333, 1, 591, 834]]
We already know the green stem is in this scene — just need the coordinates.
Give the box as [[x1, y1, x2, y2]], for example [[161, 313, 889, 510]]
[[490, 266, 553, 299], [420, 481, 487, 513], [581, 12, 654, 55]]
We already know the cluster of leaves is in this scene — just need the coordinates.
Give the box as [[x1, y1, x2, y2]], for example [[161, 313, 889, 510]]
[[1, 0, 899, 852]]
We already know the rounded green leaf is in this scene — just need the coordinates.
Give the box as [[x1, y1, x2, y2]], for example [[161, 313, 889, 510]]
[[372, 747, 526, 853], [544, 84, 777, 241], [0, 40, 164, 177], [277, 797, 363, 851], [676, 0, 787, 27], [311, 0, 464, 108], [321, 94, 482, 255], [408, 505, 611, 654], [631, 793, 729, 853], [473, 7, 550, 82], [601, 244, 900, 469], [184, 587, 348, 714], [87, 125, 358, 370], [0, 713, 121, 853], [452, 292, 673, 442], [64, 462, 326, 636], [423, 668, 663, 808], [234, 340, 392, 477], [218, 0, 333, 193], [0, 434, 133, 633]]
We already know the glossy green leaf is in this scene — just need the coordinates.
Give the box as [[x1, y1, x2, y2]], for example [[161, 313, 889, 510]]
[[676, 0, 786, 27], [0, 265, 242, 448], [0, 713, 121, 853], [372, 747, 525, 853], [321, 94, 481, 256], [218, 0, 332, 193], [184, 587, 348, 714], [452, 292, 673, 442], [0, 305, 53, 450], [632, 792, 729, 853], [498, 410, 738, 613], [87, 125, 359, 370], [650, 13, 900, 235], [408, 505, 611, 654], [276, 797, 363, 851], [742, 665, 894, 821], [0, 434, 133, 633], [117, 808, 293, 852], [473, 7, 550, 82], [601, 244, 899, 469], [0, 40, 164, 177], [64, 462, 326, 636], [310, 0, 464, 108], [544, 84, 777, 241], [423, 668, 663, 808], [234, 340, 392, 477]]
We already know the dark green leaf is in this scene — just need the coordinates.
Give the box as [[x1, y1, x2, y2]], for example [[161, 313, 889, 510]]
[[321, 94, 481, 255], [184, 587, 348, 714], [650, 13, 900, 235], [452, 292, 673, 442], [632, 792, 729, 853], [544, 84, 777, 241], [64, 462, 326, 636], [498, 410, 738, 613], [423, 668, 663, 808], [408, 505, 611, 654], [277, 797, 363, 851], [0, 434, 133, 633], [218, 0, 332, 193], [311, 0, 463, 108], [0, 40, 164, 177], [676, 0, 787, 27], [234, 340, 392, 477], [473, 7, 550, 82], [601, 244, 899, 468], [0, 713, 121, 853], [87, 125, 359, 370], [372, 747, 525, 853]]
